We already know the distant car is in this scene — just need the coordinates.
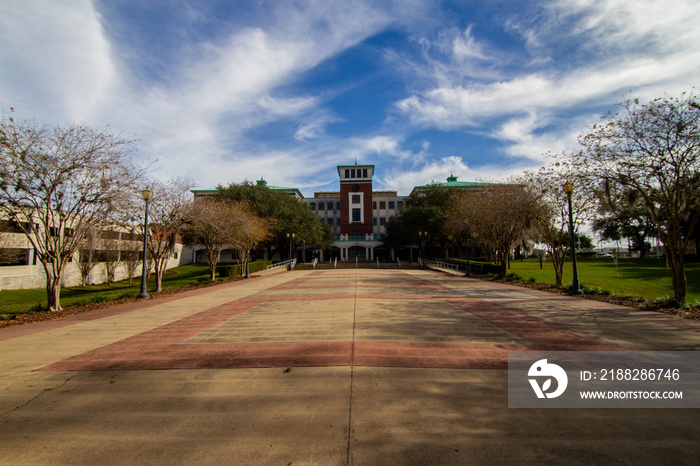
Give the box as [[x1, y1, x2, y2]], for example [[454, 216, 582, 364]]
[[596, 252, 612, 257]]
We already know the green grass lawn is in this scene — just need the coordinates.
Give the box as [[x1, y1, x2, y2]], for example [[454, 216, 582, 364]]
[[0, 263, 265, 315], [505, 257, 700, 303]]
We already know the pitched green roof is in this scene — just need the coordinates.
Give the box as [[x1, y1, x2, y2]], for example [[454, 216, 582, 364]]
[[414, 175, 491, 189]]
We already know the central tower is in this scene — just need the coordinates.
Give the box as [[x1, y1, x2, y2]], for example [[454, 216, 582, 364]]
[[338, 164, 374, 237]]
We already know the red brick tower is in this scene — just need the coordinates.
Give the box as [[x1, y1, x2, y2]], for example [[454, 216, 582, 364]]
[[338, 164, 374, 237]]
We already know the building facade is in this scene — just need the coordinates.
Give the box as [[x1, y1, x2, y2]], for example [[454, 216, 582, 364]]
[[190, 164, 483, 263], [300, 164, 408, 261]]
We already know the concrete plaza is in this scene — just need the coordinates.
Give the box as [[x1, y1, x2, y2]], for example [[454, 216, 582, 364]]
[[1, 269, 699, 465]]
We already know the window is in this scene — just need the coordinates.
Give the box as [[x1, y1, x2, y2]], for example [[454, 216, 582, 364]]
[[345, 169, 349, 178], [373, 218, 377, 226], [388, 201, 395, 209], [336, 218, 341, 226], [318, 202, 324, 210], [397, 201, 403, 208], [327, 219, 334, 225], [380, 218, 386, 226], [328, 202, 334, 210], [352, 208, 361, 222], [100, 230, 121, 240], [0, 220, 30, 233], [379, 201, 386, 209], [0, 248, 29, 266], [336, 202, 341, 210], [363, 168, 367, 178], [352, 194, 361, 204], [310, 202, 316, 210], [351, 169, 356, 178], [372, 201, 377, 209]]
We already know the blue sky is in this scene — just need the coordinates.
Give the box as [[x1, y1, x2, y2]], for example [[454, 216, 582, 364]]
[[2, 0, 699, 197]]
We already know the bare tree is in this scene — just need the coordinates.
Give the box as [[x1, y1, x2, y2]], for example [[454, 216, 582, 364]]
[[78, 226, 98, 286], [101, 232, 122, 285], [575, 92, 700, 303], [122, 227, 142, 284], [184, 198, 242, 281], [0, 116, 143, 311], [521, 162, 597, 286], [232, 204, 271, 277], [450, 183, 536, 275], [144, 177, 193, 292]]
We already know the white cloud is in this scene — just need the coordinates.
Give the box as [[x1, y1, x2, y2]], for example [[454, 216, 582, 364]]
[[379, 155, 533, 195], [452, 25, 486, 61], [294, 110, 342, 141], [0, 0, 116, 122], [492, 112, 594, 162], [1, 0, 416, 191], [396, 0, 700, 160]]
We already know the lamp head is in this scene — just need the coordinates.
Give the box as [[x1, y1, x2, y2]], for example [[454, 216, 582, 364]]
[[141, 188, 153, 201], [563, 181, 574, 195]]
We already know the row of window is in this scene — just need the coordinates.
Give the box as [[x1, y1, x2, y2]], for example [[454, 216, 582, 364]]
[[309, 201, 340, 211], [322, 217, 390, 226], [0, 221, 137, 240], [373, 201, 402, 210], [0, 248, 166, 266], [344, 168, 368, 179], [308, 200, 404, 211]]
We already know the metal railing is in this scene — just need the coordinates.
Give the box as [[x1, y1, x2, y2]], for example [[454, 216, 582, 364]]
[[422, 259, 490, 275], [266, 258, 297, 272]]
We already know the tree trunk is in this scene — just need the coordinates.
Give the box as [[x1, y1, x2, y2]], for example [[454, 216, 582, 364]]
[[155, 259, 165, 292], [209, 261, 216, 281], [497, 250, 508, 275], [667, 251, 687, 303], [553, 258, 564, 287], [47, 277, 62, 312]]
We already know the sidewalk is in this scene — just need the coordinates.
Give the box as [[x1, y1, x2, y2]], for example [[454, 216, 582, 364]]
[[1, 269, 698, 465]]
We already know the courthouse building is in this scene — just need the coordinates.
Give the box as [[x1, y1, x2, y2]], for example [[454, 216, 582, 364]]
[[302, 163, 407, 261]]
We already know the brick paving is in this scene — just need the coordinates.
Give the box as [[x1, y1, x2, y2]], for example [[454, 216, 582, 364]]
[[1, 268, 700, 465]]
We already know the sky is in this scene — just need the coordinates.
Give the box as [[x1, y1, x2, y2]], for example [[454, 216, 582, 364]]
[[1, 0, 699, 197]]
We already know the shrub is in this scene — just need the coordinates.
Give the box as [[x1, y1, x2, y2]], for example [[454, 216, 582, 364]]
[[217, 261, 272, 278], [216, 265, 241, 277], [505, 273, 523, 283], [652, 295, 688, 309], [579, 285, 612, 296]]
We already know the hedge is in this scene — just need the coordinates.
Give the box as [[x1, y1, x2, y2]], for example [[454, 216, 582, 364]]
[[216, 260, 272, 277]]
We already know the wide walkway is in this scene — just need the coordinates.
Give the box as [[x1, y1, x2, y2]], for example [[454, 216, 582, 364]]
[[1, 269, 699, 465]]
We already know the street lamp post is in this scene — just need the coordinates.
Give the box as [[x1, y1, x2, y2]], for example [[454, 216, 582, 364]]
[[287, 232, 295, 270], [563, 181, 582, 295], [418, 231, 427, 269], [137, 188, 152, 299], [464, 228, 471, 277]]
